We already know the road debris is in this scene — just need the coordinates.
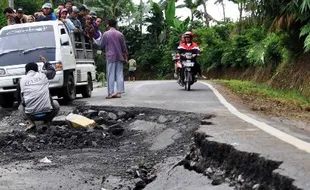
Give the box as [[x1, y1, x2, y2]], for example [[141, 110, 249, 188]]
[[66, 113, 96, 128], [39, 157, 52, 163]]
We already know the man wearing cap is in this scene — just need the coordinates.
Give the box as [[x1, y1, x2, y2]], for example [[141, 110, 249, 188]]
[[14, 7, 28, 24], [77, 4, 89, 28], [68, 6, 82, 33], [37, 3, 57, 21]]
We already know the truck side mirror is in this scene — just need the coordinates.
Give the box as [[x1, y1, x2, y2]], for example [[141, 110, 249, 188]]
[[60, 34, 69, 45]]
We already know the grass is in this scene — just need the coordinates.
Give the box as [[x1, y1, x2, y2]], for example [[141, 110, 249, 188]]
[[216, 79, 310, 106]]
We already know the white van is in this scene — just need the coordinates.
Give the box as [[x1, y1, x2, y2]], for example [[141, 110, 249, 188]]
[[0, 21, 96, 108]]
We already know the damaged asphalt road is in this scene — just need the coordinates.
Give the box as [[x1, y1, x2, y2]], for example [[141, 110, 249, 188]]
[[0, 105, 210, 189], [0, 81, 310, 190]]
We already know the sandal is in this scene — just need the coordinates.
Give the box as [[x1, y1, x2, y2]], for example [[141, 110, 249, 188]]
[[106, 95, 114, 99], [112, 94, 121, 98], [25, 122, 36, 132]]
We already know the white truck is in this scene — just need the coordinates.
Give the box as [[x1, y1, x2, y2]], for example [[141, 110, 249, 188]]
[[0, 21, 96, 108]]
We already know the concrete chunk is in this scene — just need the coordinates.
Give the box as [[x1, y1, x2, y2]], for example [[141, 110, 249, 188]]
[[66, 113, 96, 128]]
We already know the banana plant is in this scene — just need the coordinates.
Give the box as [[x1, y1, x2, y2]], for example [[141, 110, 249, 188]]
[[176, 0, 202, 22], [146, 0, 191, 43], [87, 0, 136, 20], [171, 17, 190, 34]]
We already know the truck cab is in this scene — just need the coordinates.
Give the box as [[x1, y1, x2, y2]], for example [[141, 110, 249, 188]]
[[0, 21, 96, 108]]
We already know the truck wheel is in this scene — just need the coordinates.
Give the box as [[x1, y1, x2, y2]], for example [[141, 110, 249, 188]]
[[63, 74, 76, 102], [0, 94, 14, 108], [81, 74, 93, 98]]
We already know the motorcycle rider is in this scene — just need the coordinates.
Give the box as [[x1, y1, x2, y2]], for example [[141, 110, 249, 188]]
[[177, 31, 206, 84], [174, 34, 185, 78]]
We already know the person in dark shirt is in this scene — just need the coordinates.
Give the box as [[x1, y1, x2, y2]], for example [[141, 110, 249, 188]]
[[14, 7, 27, 24], [77, 4, 89, 29]]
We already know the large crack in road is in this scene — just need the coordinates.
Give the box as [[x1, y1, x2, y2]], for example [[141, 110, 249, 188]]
[[0, 105, 301, 190]]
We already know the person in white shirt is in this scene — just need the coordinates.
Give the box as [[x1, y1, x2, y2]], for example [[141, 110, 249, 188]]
[[128, 56, 137, 81]]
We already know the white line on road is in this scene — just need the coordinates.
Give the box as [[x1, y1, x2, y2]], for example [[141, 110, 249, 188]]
[[201, 81, 310, 153]]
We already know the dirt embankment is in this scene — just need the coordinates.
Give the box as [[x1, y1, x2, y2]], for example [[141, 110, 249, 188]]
[[203, 54, 310, 123], [206, 54, 310, 98]]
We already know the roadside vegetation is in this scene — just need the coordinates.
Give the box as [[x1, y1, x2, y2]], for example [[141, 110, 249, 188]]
[[219, 80, 310, 106]]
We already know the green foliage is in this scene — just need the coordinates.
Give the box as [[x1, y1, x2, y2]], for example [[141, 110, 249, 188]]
[[134, 36, 166, 77], [88, 0, 135, 21], [145, 2, 164, 41], [164, 0, 175, 27], [244, 27, 266, 43], [194, 26, 226, 69], [222, 35, 251, 68], [15, 0, 44, 15], [300, 0, 310, 13], [120, 26, 143, 56], [300, 23, 310, 52], [246, 43, 265, 66], [0, 13, 6, 29], [0, 1, 8, 29], [220, 79, 310, 105], [262, 33, 285, 64]]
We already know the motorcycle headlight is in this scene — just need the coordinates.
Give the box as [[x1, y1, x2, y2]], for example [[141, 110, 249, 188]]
[[0, 68, 6, 76]]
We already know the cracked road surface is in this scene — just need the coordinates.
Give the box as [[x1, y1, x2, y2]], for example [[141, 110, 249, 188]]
[[0, 80, 309, 189], [87, 81, 310, 189]]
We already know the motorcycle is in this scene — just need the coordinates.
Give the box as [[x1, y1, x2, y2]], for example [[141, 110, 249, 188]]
[[180, 52, 197, 91], [172, 52, 197, 91]]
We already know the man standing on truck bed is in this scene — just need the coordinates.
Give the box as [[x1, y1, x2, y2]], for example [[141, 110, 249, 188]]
[[17, 56, 59, 131], [100, 19, 128, 99]]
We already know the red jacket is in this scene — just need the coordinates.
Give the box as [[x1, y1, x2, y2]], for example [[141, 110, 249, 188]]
[[177, 42, 200, 54]]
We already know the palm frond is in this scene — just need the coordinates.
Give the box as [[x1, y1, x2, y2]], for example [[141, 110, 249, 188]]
[[303, 34, 310, 52], [300, 0, 310, 13], [300, 23, 310, 37]]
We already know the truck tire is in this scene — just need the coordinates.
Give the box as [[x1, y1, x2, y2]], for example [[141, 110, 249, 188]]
[[0, 94, 14, 108], [81, 74, 93, 98], [63, 74, 76, 102]]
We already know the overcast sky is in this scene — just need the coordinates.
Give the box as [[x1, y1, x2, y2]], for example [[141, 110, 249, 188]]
[[132, 0, 240, 22]]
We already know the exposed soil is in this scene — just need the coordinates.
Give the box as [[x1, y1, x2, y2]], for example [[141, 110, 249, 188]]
[[0, 105, 206, 189]]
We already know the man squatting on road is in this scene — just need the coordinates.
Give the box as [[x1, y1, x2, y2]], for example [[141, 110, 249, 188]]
[[17, 56, 60, 131]]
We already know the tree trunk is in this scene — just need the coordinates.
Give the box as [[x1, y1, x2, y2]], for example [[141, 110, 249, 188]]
[[140, 0, 143, 33], [191, 11, 193, 22], [222, 1, 225, 22], [8, 0, 14, 9], [201, 0, 210, 27], [238, 2, 243, 22]]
